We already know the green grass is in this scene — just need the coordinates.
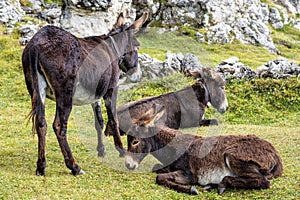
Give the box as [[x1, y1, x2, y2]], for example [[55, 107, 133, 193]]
[[137, 27, 300, 68], [271, 24, 300, 60], [0, 24, 299, 199]]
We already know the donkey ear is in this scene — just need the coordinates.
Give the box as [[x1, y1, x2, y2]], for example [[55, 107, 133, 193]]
[[128, 11, 149, 33], [145, 104, 165, 127], [202, 67, 213, 80], [185, 70, 202, 79], [115, 12, 125, 27]]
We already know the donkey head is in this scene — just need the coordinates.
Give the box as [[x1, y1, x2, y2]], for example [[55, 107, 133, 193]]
[[125, 104, 165, 170], [110, 12, 148, 75], [187, 68, 228, 114]]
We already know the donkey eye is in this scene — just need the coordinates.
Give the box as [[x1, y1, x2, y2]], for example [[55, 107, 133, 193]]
[[220, 86, 225, 90]]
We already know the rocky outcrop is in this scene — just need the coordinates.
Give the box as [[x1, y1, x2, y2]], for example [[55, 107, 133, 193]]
[[137, 52, 204, 80], [122, 53, 299, 85], [215, 57, 257, 80], [133, 0, 300, 53], [257, 58, 300, 78], [277, 0, 300, 15], [61, 0, 135, 37], [0, 0, 24, 28], [21, 0, 61, 25]]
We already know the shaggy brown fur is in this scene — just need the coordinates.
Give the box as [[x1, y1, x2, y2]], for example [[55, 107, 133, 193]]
[[125, 105, 283, 195]]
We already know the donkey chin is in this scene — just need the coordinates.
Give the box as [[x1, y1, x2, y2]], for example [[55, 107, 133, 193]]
[[216, 101, 228, 114], [125, 155, 139, 170], [217, 106, 227, 114]]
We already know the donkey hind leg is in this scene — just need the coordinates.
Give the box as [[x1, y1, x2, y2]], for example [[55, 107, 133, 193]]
[[217, 175, 270, 195], [217, 154, 270, 194], [92, 100, 106, 157], [53, 103, 84, 175], [35, 100, 47, 176], [104, 88, 126, 157], [34, 72, 48, 175], [156, 170, 198, 195]]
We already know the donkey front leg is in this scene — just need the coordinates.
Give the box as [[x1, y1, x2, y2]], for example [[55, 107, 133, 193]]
[[104, 88, 126, 157], [92, 100, 106, 157], [53, 103, 84, 175], [156, 170, 198, 195], [199, 119, 219, 126]]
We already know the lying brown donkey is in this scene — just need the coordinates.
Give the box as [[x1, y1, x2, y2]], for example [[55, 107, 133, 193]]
[[125, 105, 283, 195], [105, 67, 228, 136]]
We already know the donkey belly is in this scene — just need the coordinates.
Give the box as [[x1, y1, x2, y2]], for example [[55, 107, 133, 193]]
[[72, 82, 99, 105], [197, 168, 236, 186]]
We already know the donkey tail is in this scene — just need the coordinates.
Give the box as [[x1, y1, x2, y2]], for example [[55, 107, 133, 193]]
[[22, 47, 42, 136]]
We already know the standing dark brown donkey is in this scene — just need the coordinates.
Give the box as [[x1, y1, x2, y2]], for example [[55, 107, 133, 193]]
[[22, 12, 149, 176]]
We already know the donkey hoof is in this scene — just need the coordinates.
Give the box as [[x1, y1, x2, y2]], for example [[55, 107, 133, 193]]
[[98, 152, 106, 158], [217, 187, 226, 195], [97, 147, 106, 158], [71, 169, 85, 176], [191, 186, 199, 195], [36, 168, 45, 176], [211, 119, 219, 125], [203, 185, 212, 192]]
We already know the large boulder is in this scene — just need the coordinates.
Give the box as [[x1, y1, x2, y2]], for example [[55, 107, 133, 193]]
[[137, 52, 203, 80], [60, 0, 136, 37]]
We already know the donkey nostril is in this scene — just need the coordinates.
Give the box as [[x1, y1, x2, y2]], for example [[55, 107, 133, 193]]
[[126, 162, 131, 169]]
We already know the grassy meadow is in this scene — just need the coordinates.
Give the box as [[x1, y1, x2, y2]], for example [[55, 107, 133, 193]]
[[0, 23, 299, 200]]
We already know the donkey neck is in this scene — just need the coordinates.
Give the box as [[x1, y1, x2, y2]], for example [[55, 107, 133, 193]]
[[109, 36, 121, 58], [191, 82, 210, 106], [107, 33, 127, 59], [149, 127, 196, 165]]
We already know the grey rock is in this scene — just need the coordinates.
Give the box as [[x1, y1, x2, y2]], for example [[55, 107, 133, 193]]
[[139, 54, 168, 79], [164, 51, 183, 72], [206, 22, 233, 44], [257, 58, 299, 78], [132, 0, 300, 53], [22, 0, 42, 14], [137, 52, 203, 80], [40, 6, 61, 20], [216, 57, 256, 80], [61, 0, 135, 37], [181, 53, 203, 72], [0, 0, 25, 27], [196, 32, 205, 42], [71, 0, 112, 11], [269, 7, 283, 29], [278, 0, 300, 15], [19, 24, 39, 45]]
